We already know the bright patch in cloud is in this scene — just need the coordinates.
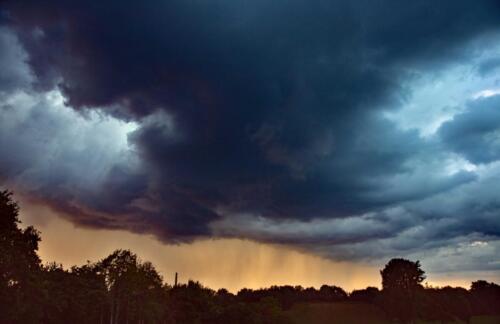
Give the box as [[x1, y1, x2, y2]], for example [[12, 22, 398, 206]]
[[385, 41, 500, 138], [0, 88, 140, 193], [472, 88, 500, 99]]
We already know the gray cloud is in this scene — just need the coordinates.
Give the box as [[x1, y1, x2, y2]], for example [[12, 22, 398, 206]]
[[478, 57, 500, 76], [0, 1, 500, 272], [440, 95, 500, 164], [0, 26, 32, 94]]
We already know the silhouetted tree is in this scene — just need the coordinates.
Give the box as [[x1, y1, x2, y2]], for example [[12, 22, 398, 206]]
[[470, 280, 500, 315], [167, 280, 217, 323], [40, 260, 112, 324], [421, 286, 472, 323], [98, 249, 167, 324], [0, 190, 43, 323], [69, 262, 108, 323], [380, 258, 426, 323], [3, 189, 500, 324], [350, 287, 380, 303], [318, 285, 348, 302], [381, 258, 425, 293]]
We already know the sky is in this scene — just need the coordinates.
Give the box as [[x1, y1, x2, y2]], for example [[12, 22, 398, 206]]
[[1, 0, 500, 291]]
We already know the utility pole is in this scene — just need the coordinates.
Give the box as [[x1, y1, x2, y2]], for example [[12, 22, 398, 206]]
[[174, 272, 178, 287]]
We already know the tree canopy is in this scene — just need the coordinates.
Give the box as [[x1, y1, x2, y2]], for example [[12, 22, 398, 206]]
[[0, 190, 42, 322], [380, 258, 426, 293], [1, 190, 499, 323]]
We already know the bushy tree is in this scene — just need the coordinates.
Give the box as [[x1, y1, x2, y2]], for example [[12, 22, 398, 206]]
[[39, 250, 167, 324], [421, 286, 472, 322], [39, 262, 108, 324], [0, 190, 43, 323], [381, 258, 425, 293], [380, 258, 426, 323], [4, 189, 500, 324], [318, 284, 348, 302], [470, 280, 500, 315], [98, 249, 167, 324], [166, 280, 218, 323], [350, 287, 380, 303]]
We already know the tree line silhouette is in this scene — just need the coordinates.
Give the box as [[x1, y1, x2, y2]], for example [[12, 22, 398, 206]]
[[1, 189, 499, 323]]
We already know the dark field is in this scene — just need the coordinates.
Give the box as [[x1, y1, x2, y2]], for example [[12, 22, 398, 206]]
[[284, 302, 500, 324]]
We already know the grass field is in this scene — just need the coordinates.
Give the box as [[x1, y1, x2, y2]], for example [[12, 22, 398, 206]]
[[283, 302, 500, 324], [284, 302, 389, 324], [415, 316, 500, 324]]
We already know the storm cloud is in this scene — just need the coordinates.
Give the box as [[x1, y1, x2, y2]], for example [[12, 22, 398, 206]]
[[1, 0, 500, 271]]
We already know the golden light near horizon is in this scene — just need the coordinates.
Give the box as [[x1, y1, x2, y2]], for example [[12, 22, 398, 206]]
[[19, 197, 382, 292], [18, 196, 499, 293]]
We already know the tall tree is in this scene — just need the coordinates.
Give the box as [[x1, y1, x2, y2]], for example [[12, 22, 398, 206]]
[[381, 258, 425, 293], [0, 190, 42, 323], [380, 258, 426, 323], [98, 249, 166, 324], [40, 261, 108, 324]]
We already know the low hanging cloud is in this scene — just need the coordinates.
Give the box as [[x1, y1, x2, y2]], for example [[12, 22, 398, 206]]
[[1, 1, 500, 271]]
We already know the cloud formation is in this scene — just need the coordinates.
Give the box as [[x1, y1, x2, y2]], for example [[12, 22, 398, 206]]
[[1, 1, 500, 271]]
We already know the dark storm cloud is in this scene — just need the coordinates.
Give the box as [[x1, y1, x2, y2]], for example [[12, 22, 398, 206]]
[[5, 0, 500, 111], [440, 95, 500, 164], [478, 57, 500, 76], [1, 0, 500, 258]]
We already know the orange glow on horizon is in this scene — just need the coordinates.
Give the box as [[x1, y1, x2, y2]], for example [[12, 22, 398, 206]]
[[18, 198, 498, 293]]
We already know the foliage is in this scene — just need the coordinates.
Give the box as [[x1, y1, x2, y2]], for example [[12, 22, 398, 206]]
[[470, 280, 500, 315], [349, 287, 380, 303], [1, 190, 500, 323], [238, 284, 347, 309], [0, 190, 42, 323], [379, 258, 426, 322], [99, 249, 167, 323], [381, 258, 426, 293]]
